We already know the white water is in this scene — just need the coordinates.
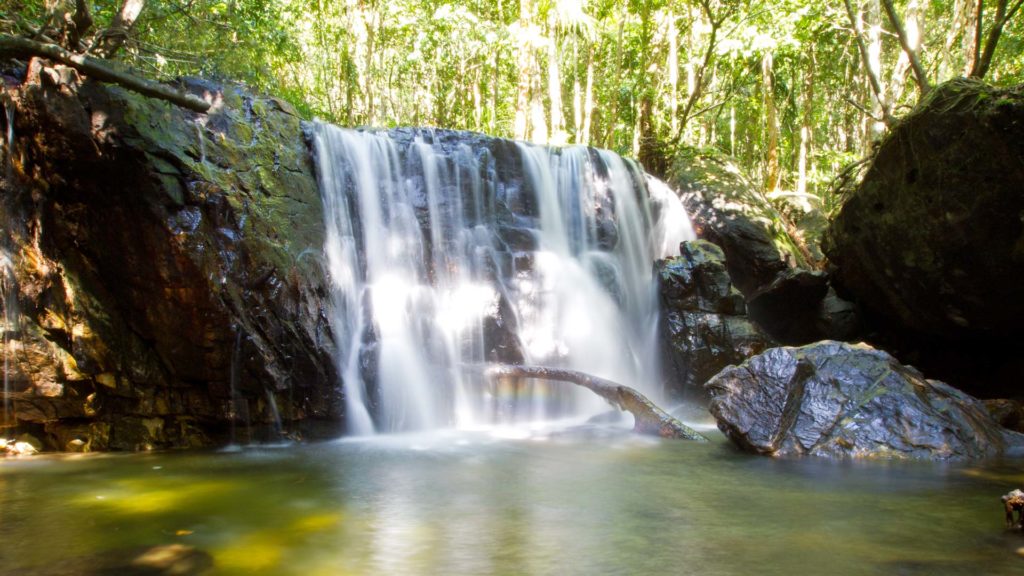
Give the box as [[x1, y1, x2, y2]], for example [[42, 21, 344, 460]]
[[313, 125, 693, 434], [1, 97, 16, 424]]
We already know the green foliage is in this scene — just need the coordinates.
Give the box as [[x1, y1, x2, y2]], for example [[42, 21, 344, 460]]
[[3, 0, 1023, 234]]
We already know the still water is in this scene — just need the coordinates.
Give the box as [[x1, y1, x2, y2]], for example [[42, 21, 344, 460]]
[[2, 422, 1023, 576]]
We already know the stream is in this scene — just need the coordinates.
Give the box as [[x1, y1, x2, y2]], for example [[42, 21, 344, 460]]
[[2, 420, 1023, 575]]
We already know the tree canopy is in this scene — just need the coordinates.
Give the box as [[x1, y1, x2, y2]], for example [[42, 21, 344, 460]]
[[3, 0, 1023, 211]]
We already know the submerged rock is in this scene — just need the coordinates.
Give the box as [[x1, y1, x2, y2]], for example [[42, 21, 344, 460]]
[[705, 341, 1021, 459], [659, 240, 774, 399]]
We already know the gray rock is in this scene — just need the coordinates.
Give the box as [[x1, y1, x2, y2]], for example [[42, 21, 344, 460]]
[[706, 340, 1022, 459], [659, 241, 774, 398]]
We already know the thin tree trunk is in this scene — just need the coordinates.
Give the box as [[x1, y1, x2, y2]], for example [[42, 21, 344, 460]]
[[971, 0, 1024, 79], [963, 0, 984, 76], [94, 0, 143, 58], [843, 0, 894, 126], [668, 9, 679, 137], [881, 0, 931, 95], [547, 18, 562, 142], [797, 44, 815, 196], [513, 0, 532, 140], [763, 51, 780, 192], [581, 44, 594, 145]]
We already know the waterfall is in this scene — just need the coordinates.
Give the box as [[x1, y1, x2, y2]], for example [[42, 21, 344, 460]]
[[1, 96, 16, 425], [313, 125, 693, 434]]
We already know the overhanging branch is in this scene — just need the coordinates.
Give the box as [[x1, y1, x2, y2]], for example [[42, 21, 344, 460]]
[[0, 34, 210, 113]]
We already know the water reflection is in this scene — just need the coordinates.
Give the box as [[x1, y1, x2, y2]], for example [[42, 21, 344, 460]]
[[1, 427, 1024, 575]]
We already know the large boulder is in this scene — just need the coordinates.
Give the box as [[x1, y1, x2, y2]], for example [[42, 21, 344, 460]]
[[668, 150, 792, 296], [2, 63, 341, 449], [659, 240, 774, 399], [824, 80, 1024, 394], [668, 149, 858, 345], [705, 341, 1022, 459]]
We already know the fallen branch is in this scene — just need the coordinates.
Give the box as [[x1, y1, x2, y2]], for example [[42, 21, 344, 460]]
[[0, 34, 210, 113], [483, 364, 707, 441]]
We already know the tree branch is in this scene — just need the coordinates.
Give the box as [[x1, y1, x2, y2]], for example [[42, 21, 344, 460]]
[[880, 0, 930, 95], [482, 364, 707, 440], [843, 0, 894, 125], [0, 34, 210, 113], [93, 0, 144, 58], [972, 0, 1024, 79]]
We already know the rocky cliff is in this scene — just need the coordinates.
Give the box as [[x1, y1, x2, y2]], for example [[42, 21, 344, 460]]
[[1, 63, 341, 450]]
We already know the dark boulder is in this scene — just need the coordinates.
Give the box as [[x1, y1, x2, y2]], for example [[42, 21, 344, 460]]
[[659, 240, 774, 399], [824, 79, 1024, 395], [745, 269, 861, 344], [705, 341, 1023, 459]]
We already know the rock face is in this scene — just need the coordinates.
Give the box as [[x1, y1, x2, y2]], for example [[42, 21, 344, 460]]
[[824, 80, 1024, 395], [658, 240, 774, 399], [668, 151, 792, 296], [1, 65, 340, 449], [669, 149, 859, 345], [705, 341, 1021, 459], [827, 80, 1024, 339]]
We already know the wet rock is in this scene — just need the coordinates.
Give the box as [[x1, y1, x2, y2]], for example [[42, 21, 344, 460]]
[[706, 341, 1021, 459], [984, 399, 1024, 433], [659, 240, 774, 399], [4, 68, 340, 449], [825, 80, 1024, 396], [744, 269, 860, 344]]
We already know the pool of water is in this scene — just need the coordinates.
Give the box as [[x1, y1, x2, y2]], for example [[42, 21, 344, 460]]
[[2, 422, 1024, 575]]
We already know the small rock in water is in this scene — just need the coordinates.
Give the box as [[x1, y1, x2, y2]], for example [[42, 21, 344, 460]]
[[16, 433, 43, 452], [130, 543, 213, 575]]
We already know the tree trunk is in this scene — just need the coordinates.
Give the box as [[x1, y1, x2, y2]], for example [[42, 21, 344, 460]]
[[762, 51, 780, 192], [94, 0, 144, 58], [881, 0, 931, 95], [546, 17, 562, 142], [581, 44, 594, 145], [797, 44, 815, 196], [970, 0, 1024, 79], [0, 34, 210, 112], [513, 0, 532, 140], [483, 364, 707, 440], [844, 0, 894, 127]]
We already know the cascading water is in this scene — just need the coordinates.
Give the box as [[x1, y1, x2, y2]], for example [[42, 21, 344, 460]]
[[1, 95, 17, 426], [313, 125, 693, 434]]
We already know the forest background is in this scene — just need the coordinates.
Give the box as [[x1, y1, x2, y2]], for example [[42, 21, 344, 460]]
[[3, 0, 1022, 221]]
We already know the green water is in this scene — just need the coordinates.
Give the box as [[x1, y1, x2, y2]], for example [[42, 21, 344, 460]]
[[2, 424, 1024, 575]]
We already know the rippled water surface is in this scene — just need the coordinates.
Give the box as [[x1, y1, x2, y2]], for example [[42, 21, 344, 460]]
[[2, 423, 1024, 575]]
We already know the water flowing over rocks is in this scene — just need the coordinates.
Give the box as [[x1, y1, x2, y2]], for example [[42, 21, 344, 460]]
[[1, 64, 697, 448], [313, 125, 690, 433], [1, 67, 339, 449], [825, 79, 1024, 396], [705, 341, 1023, 459]]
